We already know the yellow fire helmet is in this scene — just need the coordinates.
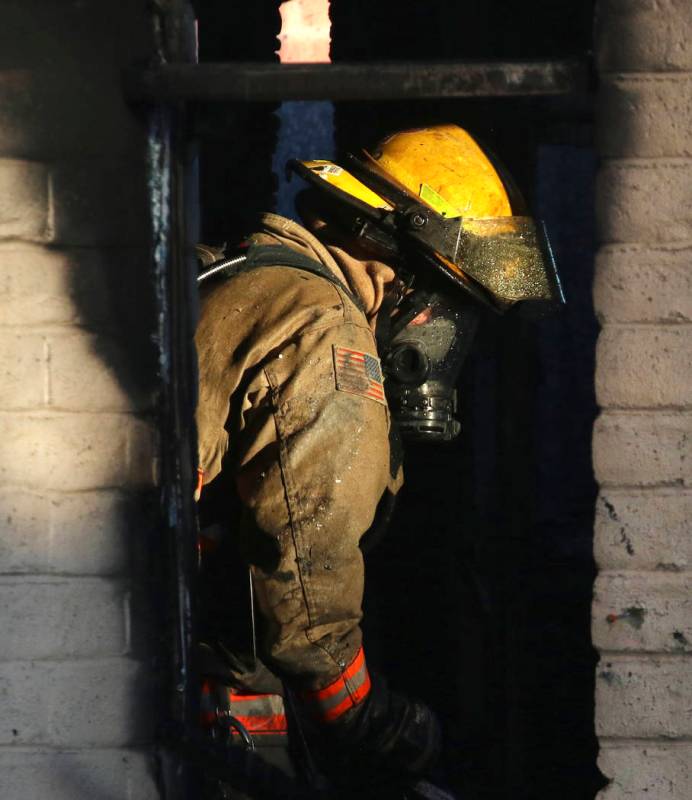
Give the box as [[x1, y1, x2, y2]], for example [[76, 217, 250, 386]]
[[288, 124, 563, 311]]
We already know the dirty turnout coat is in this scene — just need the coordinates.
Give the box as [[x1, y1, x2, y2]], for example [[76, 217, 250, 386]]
[[195, 213, 438, 787]]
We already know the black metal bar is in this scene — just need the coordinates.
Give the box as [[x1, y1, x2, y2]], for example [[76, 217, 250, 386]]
[[126, 59, 588, 103]]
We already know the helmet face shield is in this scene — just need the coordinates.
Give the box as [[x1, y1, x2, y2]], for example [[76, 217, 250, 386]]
[[421, 215, 563, 309], [288, 129, 565, 313]]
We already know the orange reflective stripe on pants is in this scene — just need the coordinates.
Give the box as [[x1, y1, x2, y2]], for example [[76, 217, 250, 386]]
[[300, 645, 371, 723]]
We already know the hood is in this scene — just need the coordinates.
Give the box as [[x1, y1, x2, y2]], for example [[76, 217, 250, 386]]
[[250, 213, 396, 325]]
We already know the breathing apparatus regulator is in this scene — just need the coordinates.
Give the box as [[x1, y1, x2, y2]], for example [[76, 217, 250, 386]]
[[288, 124, 564, 443]]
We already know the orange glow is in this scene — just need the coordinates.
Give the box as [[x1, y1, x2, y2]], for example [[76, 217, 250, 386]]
[[278, 0, 331, 63]]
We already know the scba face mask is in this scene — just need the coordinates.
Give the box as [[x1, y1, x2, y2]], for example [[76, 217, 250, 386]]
[[382, 288, 480, 443]]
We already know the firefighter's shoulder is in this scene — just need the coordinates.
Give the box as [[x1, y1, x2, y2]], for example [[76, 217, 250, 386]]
[[199, 263, 354, 346]]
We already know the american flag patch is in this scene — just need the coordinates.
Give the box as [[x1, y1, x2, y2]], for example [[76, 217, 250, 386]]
[[333, 345, 386, 405]]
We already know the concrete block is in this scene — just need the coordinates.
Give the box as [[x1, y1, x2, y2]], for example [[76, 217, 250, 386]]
[[595, 656, 692, 738], [596, 160, 692, 244], [0, 331, 46, 408], [0, 68, 147, 160], [593, 412, 692, 487], [595, 326, 692, 408], [0, 244, 88, 326], [0, 159, 49, 242], [595, 490, 692, 571], [50, 160, 149, 247], [48, 332, 154, 412], [598, 74, 692, 158], [0, 1, 153, 73], [0, 658, 153, 746], [0, 242, 137, 328], [0, 244, 159, 406], [0, 244, 152, 328], [0, 748, 159, 800], [595, 0, 692, 72], [597, 743, 692, 800], [594, 245, 692, 324], [0, 489, 154, 575], [593, 572, 692, 653], [0, 412, 158, 491], [0, 577, 129, 660]]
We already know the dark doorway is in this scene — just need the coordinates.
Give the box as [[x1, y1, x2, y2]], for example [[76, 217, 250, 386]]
[[190, 1, 604, 797]]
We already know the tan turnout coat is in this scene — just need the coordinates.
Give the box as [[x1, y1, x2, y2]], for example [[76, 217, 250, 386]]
[[196, 214, 402, 693]]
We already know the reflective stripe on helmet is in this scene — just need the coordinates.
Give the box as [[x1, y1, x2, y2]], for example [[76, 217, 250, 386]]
[[300, 645, 371, 723]]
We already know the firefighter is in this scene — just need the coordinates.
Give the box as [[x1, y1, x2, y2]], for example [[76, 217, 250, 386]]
[[194, 125, 562, 798]]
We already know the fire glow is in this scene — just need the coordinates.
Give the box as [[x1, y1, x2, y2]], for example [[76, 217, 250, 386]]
[[278, 0, 331, 63]]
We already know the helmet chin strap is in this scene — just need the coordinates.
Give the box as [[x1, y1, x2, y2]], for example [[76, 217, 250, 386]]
[[373, 275, 414, 346]]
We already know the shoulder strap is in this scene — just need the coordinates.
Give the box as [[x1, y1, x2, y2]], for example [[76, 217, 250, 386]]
[[198, 243, 365, 314]]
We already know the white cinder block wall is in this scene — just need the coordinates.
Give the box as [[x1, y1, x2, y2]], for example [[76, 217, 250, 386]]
[[593, 1, 692, 797], [0, 2, 160, 798]]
